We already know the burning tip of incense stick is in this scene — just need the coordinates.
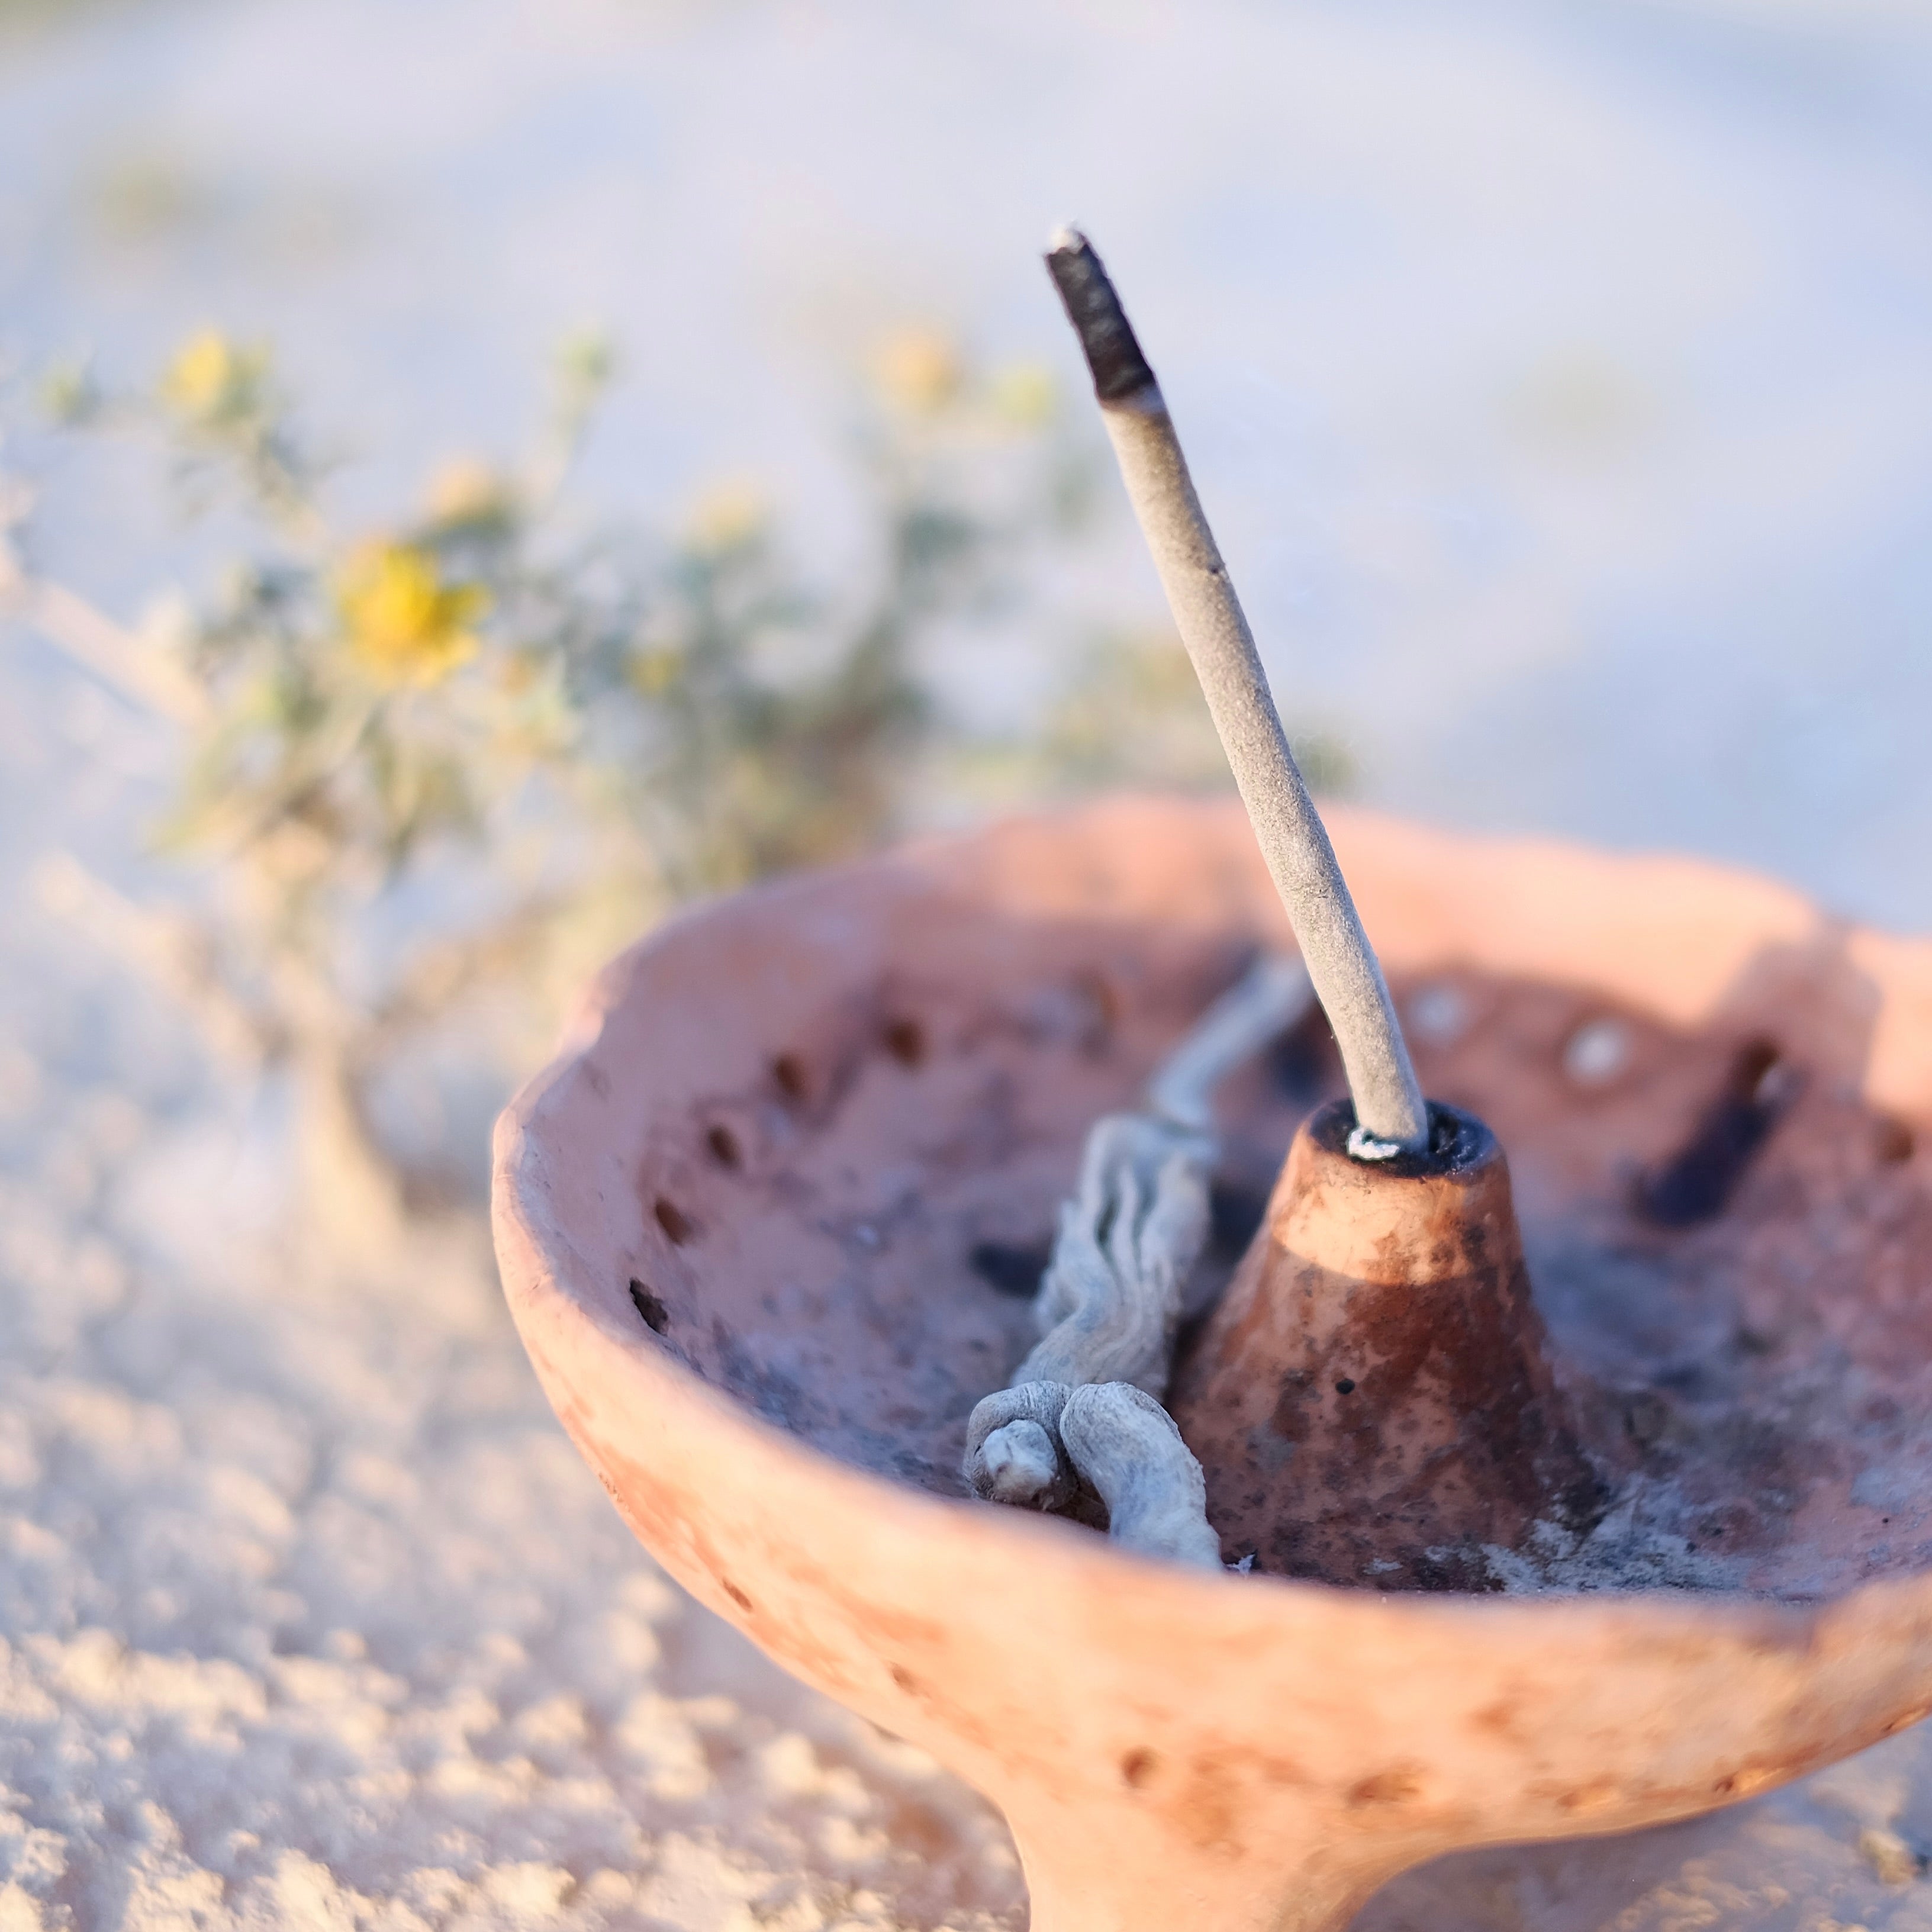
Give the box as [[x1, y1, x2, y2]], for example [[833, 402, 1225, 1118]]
[[1044, 227, 1158, 406]]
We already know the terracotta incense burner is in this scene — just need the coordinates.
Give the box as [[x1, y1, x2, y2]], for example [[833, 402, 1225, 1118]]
[[492, 794, 1932, 1932]]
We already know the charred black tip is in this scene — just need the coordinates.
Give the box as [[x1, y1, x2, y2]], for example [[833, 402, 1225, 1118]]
[[1045, 227, 1158, 405]]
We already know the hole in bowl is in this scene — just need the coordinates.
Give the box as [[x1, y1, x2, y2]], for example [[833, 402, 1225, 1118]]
[[1073, 969, 1118, 1055], [653, 1197, 694, 1245], [629, 1279, 669, 1334], [883, 1017, 926, 1067], [1876, 1118, 1915, 1165], [772, 1053, 809, 1103], [968, 1239, 1050, 1299], [706, 1123, 742, 1169]]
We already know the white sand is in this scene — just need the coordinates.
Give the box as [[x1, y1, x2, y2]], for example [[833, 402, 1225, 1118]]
[[0, 1053, 1026, 1930]]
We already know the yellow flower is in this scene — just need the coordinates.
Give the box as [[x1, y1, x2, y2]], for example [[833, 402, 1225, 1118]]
[[629, 646, 681, 696], [684, 478, 768, 553], [160, 329, 267, 421], [873, 329, 960, 415], [336, 542, 489, 688]]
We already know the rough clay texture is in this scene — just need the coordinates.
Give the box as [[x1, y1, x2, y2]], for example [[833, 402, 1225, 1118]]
[[1170, 1100, 1606, 1590], [495, 796, 1932, 1931], [559, 801, 1932, 1606]]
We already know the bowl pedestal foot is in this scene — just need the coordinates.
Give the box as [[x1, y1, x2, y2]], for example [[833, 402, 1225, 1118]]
[[1008, 1801, 1412, 1932]]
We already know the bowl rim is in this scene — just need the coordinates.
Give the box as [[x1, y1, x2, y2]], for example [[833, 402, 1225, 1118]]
[[491, 794, 1932, 1656]]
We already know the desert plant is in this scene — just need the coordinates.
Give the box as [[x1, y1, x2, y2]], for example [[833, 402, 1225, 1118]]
[[5, 322, 1102, 1239]]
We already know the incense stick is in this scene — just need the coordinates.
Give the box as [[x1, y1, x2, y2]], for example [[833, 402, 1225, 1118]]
[[1045, 226, 1428, 1155]]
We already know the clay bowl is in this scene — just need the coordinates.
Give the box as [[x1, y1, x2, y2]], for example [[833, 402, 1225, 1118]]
[[492, 796, 1932, 1932]]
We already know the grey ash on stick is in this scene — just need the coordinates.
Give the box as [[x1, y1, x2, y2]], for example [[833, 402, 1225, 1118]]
[[1045, 226, 1428, 1155]]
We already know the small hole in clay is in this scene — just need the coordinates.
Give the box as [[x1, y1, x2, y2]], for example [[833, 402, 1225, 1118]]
[[654, 1197, 694, 1245], [968, 1239, 1051, 1298], [883, 1017, 926, 1067], [890, 1663, 920, 1693], [1876, 1118, 1915, 1165], [721, 1579, 754, 1612], [1120, 1749, 1157, 1789], [706, 1124, 742, 1168], [772, 1053, 809, 1103], [1077, 970, 1118, 1051], [1624, 1394, 1670, 1444], [628, 1279, 669, 1334], [1334, 1377, 1357, 1395]]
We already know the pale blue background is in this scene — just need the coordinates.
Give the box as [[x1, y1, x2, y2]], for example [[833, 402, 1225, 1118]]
[[6, 0, 1932, 925]]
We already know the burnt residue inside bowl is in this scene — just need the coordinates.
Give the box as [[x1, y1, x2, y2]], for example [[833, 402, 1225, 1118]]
[[615, 930, 1932, 1601]]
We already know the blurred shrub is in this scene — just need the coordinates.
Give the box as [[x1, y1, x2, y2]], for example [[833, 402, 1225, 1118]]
[[22, 324, 1181, 1232], [1032, 626, 1235, 796]]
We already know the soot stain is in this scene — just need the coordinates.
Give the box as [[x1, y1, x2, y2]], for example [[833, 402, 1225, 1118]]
[[1636, 1038, 1798, 1228]]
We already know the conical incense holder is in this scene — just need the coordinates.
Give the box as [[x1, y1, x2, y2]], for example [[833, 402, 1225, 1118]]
[[1170, 1096, 1606, 1590], [492, 795, 1932, 1932]]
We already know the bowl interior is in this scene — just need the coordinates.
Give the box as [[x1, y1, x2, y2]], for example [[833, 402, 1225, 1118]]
[[598, 804, 1932, 1602]]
